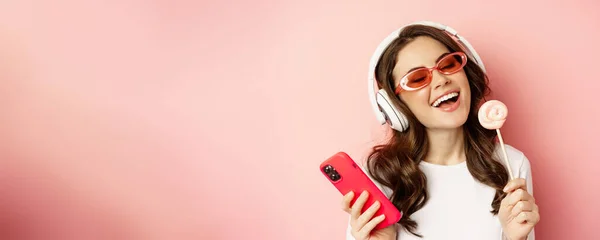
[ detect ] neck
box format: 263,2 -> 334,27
424,127 -> 466,165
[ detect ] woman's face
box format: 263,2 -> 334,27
392,36 -> 471,130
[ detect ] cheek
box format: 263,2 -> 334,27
399,90 -> 431,112
453,72 -> 470,86
452,73 -> 471,96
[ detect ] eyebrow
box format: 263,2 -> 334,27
404,52 -> 451,73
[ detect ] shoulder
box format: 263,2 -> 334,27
494,144 -> 533,180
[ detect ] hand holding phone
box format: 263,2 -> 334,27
320,152 -> 402,236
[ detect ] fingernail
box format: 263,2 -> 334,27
374,201 -> 380,206
379,214 -> 386,219
503,186 -> 509,192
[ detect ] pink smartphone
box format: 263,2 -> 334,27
320,152 -> 402,230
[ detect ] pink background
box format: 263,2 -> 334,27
1,0 -> 599,239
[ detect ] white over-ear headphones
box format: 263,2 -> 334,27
367,20 -> 487,132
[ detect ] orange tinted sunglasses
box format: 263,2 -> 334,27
395,52 -> 468,94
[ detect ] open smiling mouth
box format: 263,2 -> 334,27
432,92 -> 459,108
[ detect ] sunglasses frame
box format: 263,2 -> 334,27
395,52 -> 468,94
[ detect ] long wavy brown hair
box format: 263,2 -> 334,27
366,25 -> 510,237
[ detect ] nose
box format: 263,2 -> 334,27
431,70 -> 451,89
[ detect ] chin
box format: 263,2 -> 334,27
421,118 -> 464,129
436,120 -> 467,130
426,112 -> 469,130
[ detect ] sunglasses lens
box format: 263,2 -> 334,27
399,53 -> 467,92
405,69 -> 431,89
438,53 -> 466,74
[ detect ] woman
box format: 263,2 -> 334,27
342,22 -> 540,240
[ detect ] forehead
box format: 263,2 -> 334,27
392,36 -> 450,78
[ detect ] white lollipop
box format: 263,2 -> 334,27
478,100 -> 513,180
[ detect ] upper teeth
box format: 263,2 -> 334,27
432,92 -> 459,107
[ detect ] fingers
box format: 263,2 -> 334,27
356,200 -> 382,228
344,191 -> 385,240
503,178 -> 527,193
510,200 -> 535,217
500,180 -> 536,219
351,191 -> 370,220
502,189 -> 535,208
358,214 -> 386,236
503,195 -> 539,225
341,191 -> 355,213
351,214 -> 386,240
515,211 -> 540,224
499,178 -> 541,229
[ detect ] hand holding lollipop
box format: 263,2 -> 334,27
478,100 -> 514,180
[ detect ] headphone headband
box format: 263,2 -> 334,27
367,21 -> 486,126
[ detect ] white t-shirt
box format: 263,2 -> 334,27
346,144 -> 535,240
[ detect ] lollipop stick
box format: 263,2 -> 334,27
496,129 -> 514,180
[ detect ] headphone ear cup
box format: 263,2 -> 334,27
375,89 -> 409,132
